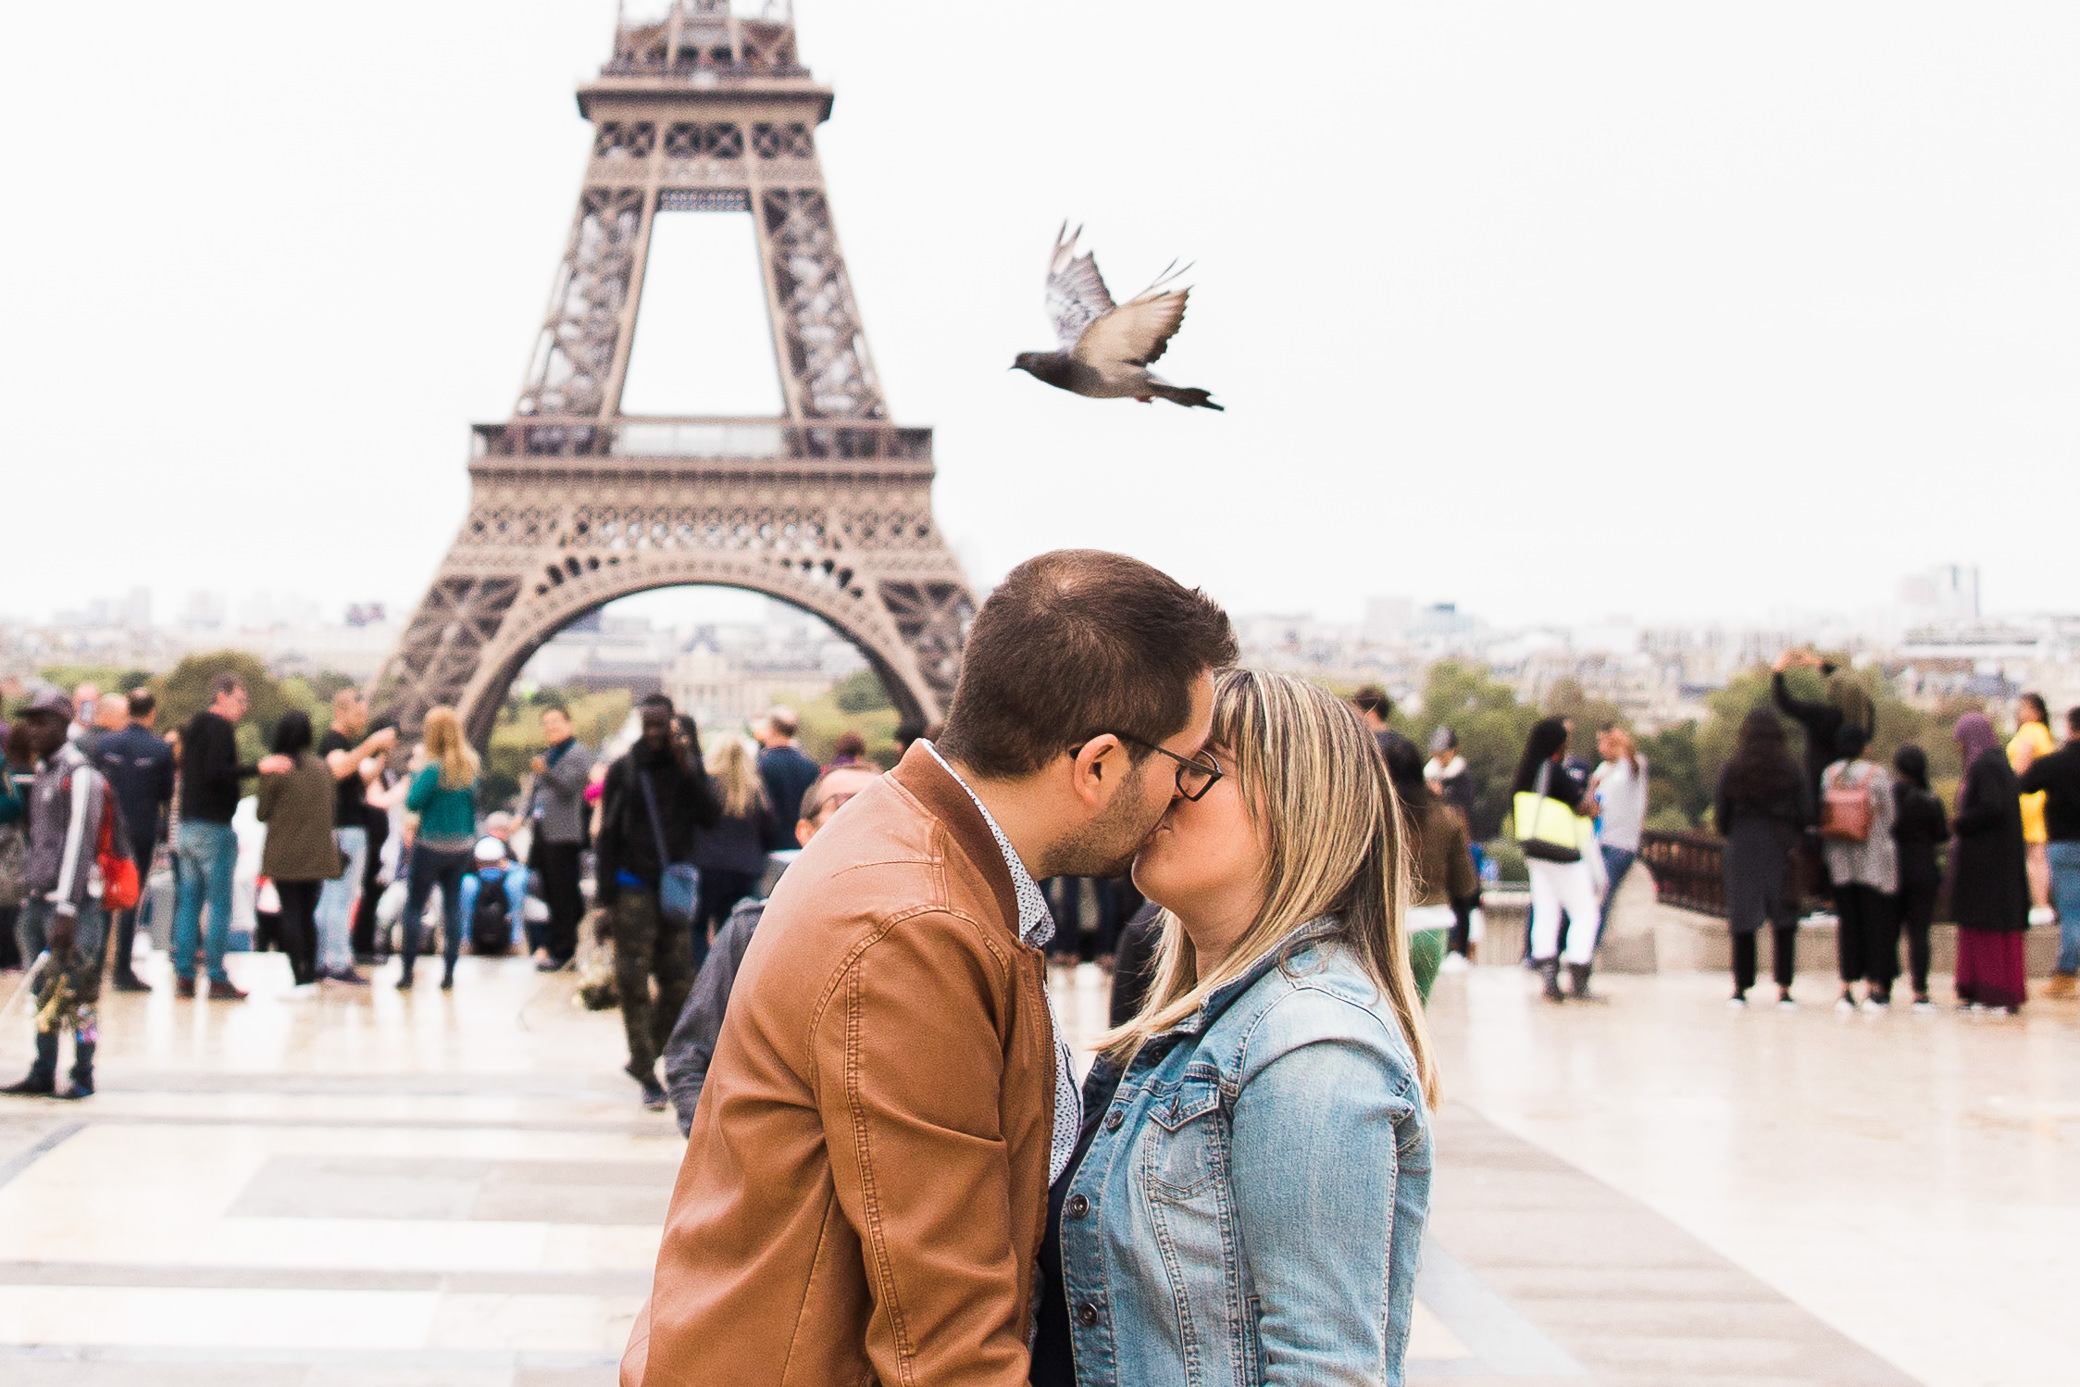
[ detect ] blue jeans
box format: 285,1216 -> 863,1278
457,865 -> 529,949
172,820 -> 239,982
1598,845 -> 1638,942
401,844 -> 472,978
314,826 -> 367,973
2047,840 -> 2080,975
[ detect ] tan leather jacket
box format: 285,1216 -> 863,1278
623,744 -> 1058,1387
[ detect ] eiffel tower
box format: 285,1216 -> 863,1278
373,0 -> 975,742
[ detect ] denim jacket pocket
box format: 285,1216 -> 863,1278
1141,1073 -> 1227,1202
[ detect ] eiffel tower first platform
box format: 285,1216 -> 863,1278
373,1 -> 976,743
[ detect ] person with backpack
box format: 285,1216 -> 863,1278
1818,725 -> 1899,1012
1,690 -> 125,1099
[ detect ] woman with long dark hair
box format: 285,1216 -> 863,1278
1891,745 -> 1948,1013
1513,717 -> 1604,1002
1715,709 -> 1806,1008
1383,732 -> 1477,1002
1951,713 -> 2030,1012
256,710 -> 342,989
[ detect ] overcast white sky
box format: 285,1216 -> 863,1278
3,2 -> 2075,634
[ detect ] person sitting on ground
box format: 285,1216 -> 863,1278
663,762 -> 881,1135
456,810 -> 530,953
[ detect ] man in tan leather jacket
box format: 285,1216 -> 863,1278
623,549 -> 1236,1386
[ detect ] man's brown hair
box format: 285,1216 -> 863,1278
937,550 -> 1236,778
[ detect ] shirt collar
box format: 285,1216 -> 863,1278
922,741 -> 1054,950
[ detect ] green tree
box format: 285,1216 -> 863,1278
152,651 -> 290,769
1404,661 -> 1541,840
832,668 -> 892,714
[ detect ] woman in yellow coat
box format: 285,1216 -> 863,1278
2010,693 -> 2058,924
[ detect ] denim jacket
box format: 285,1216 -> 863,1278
1054,917 -> 1431,1387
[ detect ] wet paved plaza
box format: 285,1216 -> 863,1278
0,950 -> 2072,1385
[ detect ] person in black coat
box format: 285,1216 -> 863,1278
1890,745 -> 1948,1011
1714,709 -> 1807,1008
1950,713 -> 2030,1012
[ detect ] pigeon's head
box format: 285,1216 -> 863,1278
1011,350 -> 1068,386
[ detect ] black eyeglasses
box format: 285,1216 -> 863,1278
1119,735 -> 1225,802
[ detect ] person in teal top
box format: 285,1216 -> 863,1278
398,707 -> 480,991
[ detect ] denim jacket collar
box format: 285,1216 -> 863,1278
1149,912 -> 1343,1045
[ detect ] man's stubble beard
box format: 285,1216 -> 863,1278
1052,760 -> 1166,879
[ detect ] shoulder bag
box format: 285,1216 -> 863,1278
1512,762 -> 1584,863
638,769 -> 702,928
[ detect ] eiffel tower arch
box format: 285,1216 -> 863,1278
373,1 -> 974,744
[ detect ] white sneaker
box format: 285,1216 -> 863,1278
2028,906 -> 2056,926
1859,997 -> 1890,1015
1727,995 -> 1748,1010
1440,952 -> 1469,975
1777,996 -> 1799,1012
1834,996 -> 1857,1015
1912,999 -> 1938,1015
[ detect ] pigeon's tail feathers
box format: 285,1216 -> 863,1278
1149,380 -> 1223,411
1141,258 -> 1193,296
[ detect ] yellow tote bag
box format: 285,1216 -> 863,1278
1511,764 -> 1584,862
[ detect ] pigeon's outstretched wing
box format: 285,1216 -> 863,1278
1045,222 -> 1115,352
1072,261 -> 1192,368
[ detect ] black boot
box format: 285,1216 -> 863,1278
2,1034 -> 59,1096
58,1040 -> 94,1100
1537,958 -> 1565,1003
1568,963 -> 1608,1004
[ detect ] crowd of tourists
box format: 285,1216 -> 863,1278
1708,649 -> 2069,1014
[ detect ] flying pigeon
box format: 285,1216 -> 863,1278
1012,223 -> 1222,410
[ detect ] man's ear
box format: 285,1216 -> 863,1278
796,818 -> 814,848
1069,735 -> 1127,808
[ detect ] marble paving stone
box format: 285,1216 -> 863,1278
6,952 -> 2072,1384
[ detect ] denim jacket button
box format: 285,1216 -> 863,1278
1104,1110 -> 1123,1132
1076,1302 -> 1099,1327
1066,1194 -> 1090,1219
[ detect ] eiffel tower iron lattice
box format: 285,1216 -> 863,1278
372,0 -> 975,743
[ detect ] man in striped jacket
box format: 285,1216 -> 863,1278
3,689 -> 114,1100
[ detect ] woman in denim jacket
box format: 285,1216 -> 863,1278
1032,669 -> 1440,1387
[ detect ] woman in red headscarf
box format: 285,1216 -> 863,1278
1950,712 -> 2031,1012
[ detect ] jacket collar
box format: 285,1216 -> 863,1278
1153,913 -> 1343,1042
889,742 -> 1020,930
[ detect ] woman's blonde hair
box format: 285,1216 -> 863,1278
422,707 -> 479,790
706,735 -> 769,819
1096,668 -> 1439,1107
